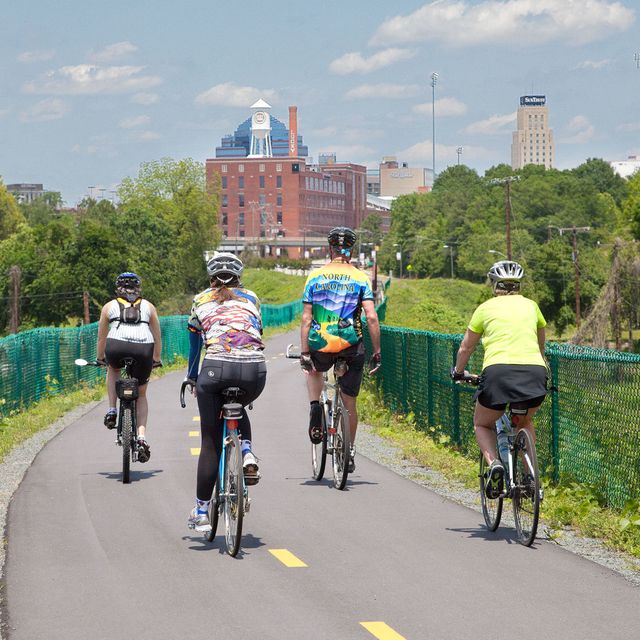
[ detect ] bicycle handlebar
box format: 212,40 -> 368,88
180,379 -> 195,408
456,372 -> 480,386
74,358 -> 105,367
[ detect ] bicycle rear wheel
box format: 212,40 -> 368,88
479,454 -> 503,531
331,401 -> 350,490
311,397 -> 328,481
120,406 -> 132,484
512,429 -> 540,546
206,478 -> 220,543
223,432 -> 244,556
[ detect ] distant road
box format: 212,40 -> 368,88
5,331 -> 640,640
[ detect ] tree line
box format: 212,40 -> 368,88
375,159 -> 640,338
0,158 -> 220,334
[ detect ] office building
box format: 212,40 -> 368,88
7,183 -> 47,204
511,95 -> 555,170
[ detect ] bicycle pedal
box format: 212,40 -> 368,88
244,497 -> 251,514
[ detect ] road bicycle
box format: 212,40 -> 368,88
76,357 -> 160,484
181,381 -> 250,557
286,345 -> 351,490
459,373 -> 542,547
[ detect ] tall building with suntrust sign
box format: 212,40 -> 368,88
206,101 -> 366,258
511,95 -> 555,170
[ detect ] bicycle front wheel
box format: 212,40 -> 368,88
311,398 -> 328,481
206,479 -> 220,543
120,406 -> 132,484
512,429 -> 540,546
479,454 -> 503,531
331,402 -> 350,490
223,432 -> 244,556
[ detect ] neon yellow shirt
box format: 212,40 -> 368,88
468,295 -> 546,369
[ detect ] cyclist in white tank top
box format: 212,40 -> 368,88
97,273 -> 162,461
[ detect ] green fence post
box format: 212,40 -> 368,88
427,334 -> 434,426
550,350 -> 560,483
401,332 -> 408,413
451,340 -> 461,446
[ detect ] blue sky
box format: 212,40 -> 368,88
1,0 -> 638,205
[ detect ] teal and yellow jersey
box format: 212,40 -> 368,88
303,261 -> 374,353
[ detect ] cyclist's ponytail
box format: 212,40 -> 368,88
211,276 -> 242,303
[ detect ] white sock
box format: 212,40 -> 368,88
196,499 -> 210,514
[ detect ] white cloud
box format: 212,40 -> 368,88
463,112 -> 516,135
329,48 -> 416,75
345,83 -> 420,99
370,0 -> 634,47
89,41 -> 138,63
133,130 -> 161,141
310,125 -> 338,138
576,58 -> 613,69
396,138 -> 492,165
17,49 -> 55,63
131,92 -> 159,105
20,98 -> 68,123
413,97 -> 467,117
617,122 -> 640,132
23,65 -> 162,95
119,115 -> 151,128
195,82 -> 277,107
559,115 -> 595,143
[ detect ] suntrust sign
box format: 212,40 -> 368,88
520,95 -> 546,106
389,170 -> 415,179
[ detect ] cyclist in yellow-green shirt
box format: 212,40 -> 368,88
451,260 -> 547,496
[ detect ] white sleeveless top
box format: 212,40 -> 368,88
106,299 -> 154,344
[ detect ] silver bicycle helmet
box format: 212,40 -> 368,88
487,260 -> 524,283
206,252 -> 243,284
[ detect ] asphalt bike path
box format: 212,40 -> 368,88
4,330 -> 640,639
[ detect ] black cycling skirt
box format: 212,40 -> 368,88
474,364 -> 547,410
105,338 -> 154,385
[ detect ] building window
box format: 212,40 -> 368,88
239,164 -> 244,173
239,194 -> 244,207
239,229 -> 245,237
277,194 -> 282,206
259,163 -> 265,172
259,176 -> 265,188
239,212 -> 245,225
222,213 -> 228,225
276,176 -> 282,188
276,163 -> 282,172
221,164 -> 228,173
222,194 -> 228,207
277,211 -> 282,224
221,176 -> 227,189
238,176 -> 244,189
259,194 -> 267,205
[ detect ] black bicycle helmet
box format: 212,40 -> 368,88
115,272 -> 141,301
327,227 -> 357,250
206,252 -> 243,284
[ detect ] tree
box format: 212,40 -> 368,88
572,158 -> 628,208
19,192 -> 63,226
0,180 -> 25,240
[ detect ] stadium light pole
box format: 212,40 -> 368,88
431,72 -> 438,180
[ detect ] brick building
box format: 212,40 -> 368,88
205,102 -> 366,257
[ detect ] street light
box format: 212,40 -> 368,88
431,71 -> 438,179
488,249 -> 508,259
394,243 -> 403,278
443,244 -> 455,278
456,147 -> 463,165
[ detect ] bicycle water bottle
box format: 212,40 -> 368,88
495,414 -> 512,467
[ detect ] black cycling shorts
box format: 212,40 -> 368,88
105,338 -> 154,385
475,363 -> 547,411
310,342 -> 365,397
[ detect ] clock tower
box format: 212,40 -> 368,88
248,98 -> 273,158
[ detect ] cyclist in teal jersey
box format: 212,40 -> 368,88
451,260 -> 547,496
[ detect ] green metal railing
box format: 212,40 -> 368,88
363,325 -> 640,508
0,300 -> 302,417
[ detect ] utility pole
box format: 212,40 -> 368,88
490,176 -> 519,260
557,226 -> 591,328
83,291 -> 90,324
9,265 -> 21,334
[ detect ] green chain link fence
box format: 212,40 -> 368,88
0,300 -> 301,418
363,324 -> 640,509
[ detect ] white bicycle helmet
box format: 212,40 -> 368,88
206,252 -> 243,284
487,260 -> 524,283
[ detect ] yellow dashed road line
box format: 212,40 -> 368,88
190,448 -> 201,456
360,622 -> 407,640
269,549 -> 307,567
189,431 -> 200,437
192,416 -> 200,422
